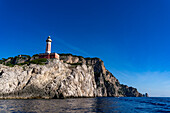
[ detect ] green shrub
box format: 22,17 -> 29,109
2,58 -> 6,61
0,60 -> 3,64
30,58 -> 47,65
17,62 -> 29,66
6,62 -> 14,67
7,57 -> 13,59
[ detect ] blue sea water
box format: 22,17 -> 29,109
0,97 -> 169,113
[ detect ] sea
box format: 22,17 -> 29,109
0,97 -> 169,113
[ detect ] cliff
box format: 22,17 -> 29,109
0,54 -> 144,99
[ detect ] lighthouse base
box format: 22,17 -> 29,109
39,53 -> 59,59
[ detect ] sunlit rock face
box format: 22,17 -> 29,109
0,54 -> 143,99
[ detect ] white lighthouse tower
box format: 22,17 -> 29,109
39,36 -> 59,59
46,36 -> 52,54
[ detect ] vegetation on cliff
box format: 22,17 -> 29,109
0,55 -> 47,67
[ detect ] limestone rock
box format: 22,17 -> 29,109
0,54 -> 144,99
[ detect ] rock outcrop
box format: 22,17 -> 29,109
0,54 -> 144,99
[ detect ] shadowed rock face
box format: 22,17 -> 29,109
0,54 -> 143,99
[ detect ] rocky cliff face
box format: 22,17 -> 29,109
59,54 -> 143,97
0,54 -> 144,99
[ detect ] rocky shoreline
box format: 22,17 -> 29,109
0,54 -> 146,99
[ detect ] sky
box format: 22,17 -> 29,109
0,0 -> 170,97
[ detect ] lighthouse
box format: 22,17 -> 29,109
39,36 -> 59,59
46,36 -> 52,54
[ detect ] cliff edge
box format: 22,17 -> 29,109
0,54 -> 144,99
